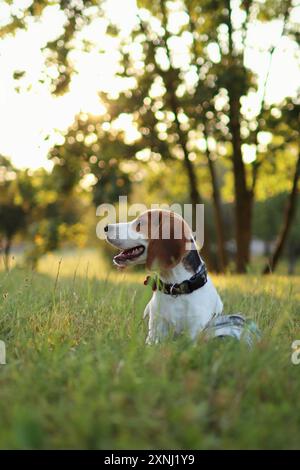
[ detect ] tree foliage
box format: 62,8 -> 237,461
49,113 -> 132,206
0,156 -> 87,269
1,0 -> 300,272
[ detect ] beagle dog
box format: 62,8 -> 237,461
105,209 -> 223,344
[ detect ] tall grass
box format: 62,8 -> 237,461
0,250 -> 299,449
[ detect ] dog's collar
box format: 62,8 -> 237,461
144,263 -> 208,297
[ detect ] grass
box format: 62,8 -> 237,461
0,249 -> 300,449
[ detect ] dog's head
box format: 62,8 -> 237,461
104,209 -> 193,271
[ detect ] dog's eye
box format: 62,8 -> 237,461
136,222 -> 141,232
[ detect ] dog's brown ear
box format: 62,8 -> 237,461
146,211 -> 190,271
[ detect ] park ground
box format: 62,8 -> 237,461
0,250 -> 300,449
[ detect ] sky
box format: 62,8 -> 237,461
0,0 -> 299,170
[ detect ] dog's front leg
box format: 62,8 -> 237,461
146,310 -> 168,345
143,301 -> 151,320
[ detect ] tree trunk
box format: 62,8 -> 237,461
263,151 -> 300,274
226,0 -> 253,273
228,93 -> 253,273
186,12 -> 226,272
175,122 -> 216,270
204,126 -> 228,272
155,1 -> 217,271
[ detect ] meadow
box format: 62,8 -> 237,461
0,250 -> 300,449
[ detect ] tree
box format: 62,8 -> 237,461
98,0 -> 296,271
23,168 -> 88,268
2,0 -> 299,272
0,157 -> 27,270
262,98 -> 300,273
0,156 -> 87,270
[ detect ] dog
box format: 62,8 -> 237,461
104,209 -> 223,344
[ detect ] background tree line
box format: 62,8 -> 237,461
0,0 -> 299,273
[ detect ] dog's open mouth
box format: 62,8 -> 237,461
113,245 -> 145,266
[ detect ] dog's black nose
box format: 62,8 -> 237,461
104,225 -> 109,233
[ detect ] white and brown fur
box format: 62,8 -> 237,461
105,209 -> 223,344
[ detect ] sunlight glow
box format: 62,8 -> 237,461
0,0 -> 299,170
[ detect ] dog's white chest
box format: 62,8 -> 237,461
145,276 -> 223,343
